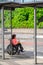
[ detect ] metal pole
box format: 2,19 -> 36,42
34,6 -> 37,64
1,7 -> 5,59
10,9 -> 12,40
10,8 -> 12,56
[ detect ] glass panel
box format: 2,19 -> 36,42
2,7 -> 34,64
4,10 -> 12,59
36,8 -> 43,63
11,7 -> 34,64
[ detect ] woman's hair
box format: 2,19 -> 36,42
12,34 -> 16,39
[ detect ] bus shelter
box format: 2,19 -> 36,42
0,0 -> 43,64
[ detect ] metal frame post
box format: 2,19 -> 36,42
10,9 -> 12,39
34,6 -> 37,64
10,8 -> 12,56
1,7 -> 5,59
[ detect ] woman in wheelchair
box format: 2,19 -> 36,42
11,34 -> 24,54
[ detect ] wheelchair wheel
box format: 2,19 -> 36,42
6,44 -> 17,55
12,47 -> 17,55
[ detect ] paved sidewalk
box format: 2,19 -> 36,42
0,58 -> 43,65
0,60 -> 19,65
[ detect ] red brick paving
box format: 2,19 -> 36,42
22,42 -> 43,45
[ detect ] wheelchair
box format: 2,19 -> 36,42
6,43 -> 24,55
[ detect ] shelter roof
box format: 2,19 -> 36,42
0,1 -> 43,9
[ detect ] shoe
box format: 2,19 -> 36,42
21,50 -> 24,52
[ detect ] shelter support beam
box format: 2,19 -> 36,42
10,8 -> 12,56
1,7 -> 5,59
34,6 -> 37,64
10,9 -> 12,39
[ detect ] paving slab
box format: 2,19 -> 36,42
0,60 -> 19,65
0,58 -> 43,65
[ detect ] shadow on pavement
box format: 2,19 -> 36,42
11,51 -> 34,59
0,51 -> 34,60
